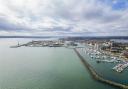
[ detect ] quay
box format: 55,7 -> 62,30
112,63 -> 128,73
74,48 -> 128,89
10,40 -> 79,48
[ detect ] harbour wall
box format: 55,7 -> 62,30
74,48 -> 128,89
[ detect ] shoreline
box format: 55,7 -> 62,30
74,48 -> 128,89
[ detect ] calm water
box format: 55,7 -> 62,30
0,38 -> 116,89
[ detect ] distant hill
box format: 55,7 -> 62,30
60,36 -> 128,41
0,36 -> 52,38
0,36 -> 127,40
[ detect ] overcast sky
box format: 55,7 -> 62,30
0,0 -> 128,36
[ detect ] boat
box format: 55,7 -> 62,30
96,60 -> 101,63
95,56 -> 100,59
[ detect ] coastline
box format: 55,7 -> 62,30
74,48 -> 128,89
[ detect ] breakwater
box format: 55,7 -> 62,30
74,48 -> 128,89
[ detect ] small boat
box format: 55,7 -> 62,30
95,56 -> 100,59
96,60 -> 101,63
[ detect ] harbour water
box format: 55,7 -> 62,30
0,38 -> 117,89
78,47 -> 128,85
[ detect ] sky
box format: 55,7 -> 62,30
0,0 -> 128,36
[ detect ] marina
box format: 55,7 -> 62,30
76,46 -> 128,86
74,48 -> 128,89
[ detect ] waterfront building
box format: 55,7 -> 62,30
123,51 -> 128,58
110,47 -> 123,53
66,41 -> 78,46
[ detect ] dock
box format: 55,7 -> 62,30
74,48 -> 128,89
112,63 -> 128,73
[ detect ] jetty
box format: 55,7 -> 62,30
10,42 -> 22,48
112,63 -> 128,73
74,48 -> 128,89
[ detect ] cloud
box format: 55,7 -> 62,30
0,0 -> 127,36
